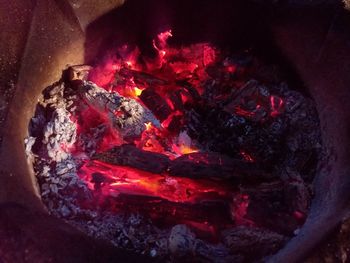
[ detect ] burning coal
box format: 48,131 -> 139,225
26,30 -> 321,262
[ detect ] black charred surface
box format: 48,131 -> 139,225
169,152 -> 269,180
93,144 -> 170,174
140,88 -> 172,122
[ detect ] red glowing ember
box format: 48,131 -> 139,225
270,95 -> 284,117
79,160 -> 230,203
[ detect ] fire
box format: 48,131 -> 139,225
135,122 -> 166,154
79,160 -> 230,203
126,61 -> 133,67
85,27 -> 210,160
173,144 -> 199,155
111,64 -> 119,70
270,95 -> 284,117
25,18 -> 319,251
231,194 -> 255,226
179,145 -> 198,155
169,62 -> 199,75
77,29 -> 293,233
144,122 -> 152,131
203,44 -> 217,66
157,30 -> 173,46
132,87 -> 143,97
240,150 -> 255,163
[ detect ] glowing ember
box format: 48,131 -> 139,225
132,87 -> 143,97
76,30 -> 312,220
144,122 -> 153,131
126,61 -> 133,67
240,150 -> 255,163
79,160 -> 230,203
173,144 -> 199,155
270,95 -> 284,117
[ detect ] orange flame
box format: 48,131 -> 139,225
179,145 -> 199,155
172,144 -> 199,156
79,160 -> 229,203
144,122 -> 152,131
132,87 -> 143,97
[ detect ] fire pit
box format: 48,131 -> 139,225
26,25 -> 321,261
1,0 -> 350,262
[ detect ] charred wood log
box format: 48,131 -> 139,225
240,182 -> 302,235
222,226 -> 287,260
78,81 -> 160,140
93,146 -> 269,181
166,114 -> 183,133
169,90 -> 184,111
92,144 -> 170,174
176,80 -> 201,101
139,88 -> 172,121
67,65 -> 92,81
169,152 -> 269,180
118,68 -> 168,86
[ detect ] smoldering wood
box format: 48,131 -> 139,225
176,80 -> 201,101
67,65 -> 93,81
92,144 -> 170,174
169,152 -> 269,180
118,68 -> 168,86
168,90 -> 184,111
240,182 -> 305,235
78,81 -> 160,139
221,226 -> 287,259
93,146 -> 268,181
139,88 -> 172,121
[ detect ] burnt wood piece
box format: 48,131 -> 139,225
169,152 -> 269,180
169,90 -> 184,111
93,146 -> 268,181
67,65 -> 92,81
78,81 -> 160,140
237,179 -> 311,236
222,226 -> 287,260
139,88 -> 172,121
92,144 -> 170,174
240,182 -> 302,235
176,80 -> 201,101
118,67 -> 168,86
166,114 -> 183,133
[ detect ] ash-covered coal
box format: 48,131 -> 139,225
79,81 -> 160,140
25,30 -> 322,262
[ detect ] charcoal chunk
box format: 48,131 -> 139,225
222,226 -> 287,259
